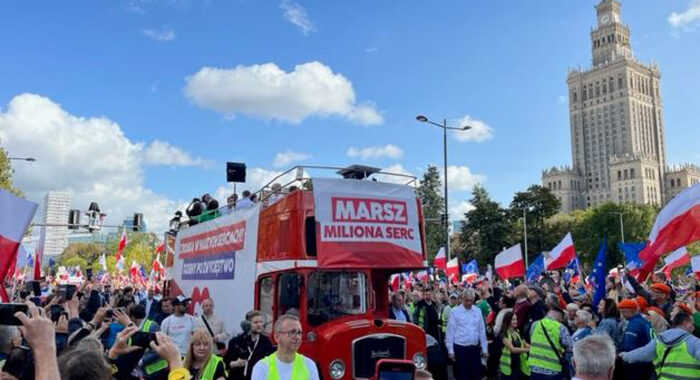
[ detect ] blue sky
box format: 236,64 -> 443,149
1,0 -> 699,232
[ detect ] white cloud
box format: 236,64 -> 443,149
346,144 -> 403,160
450,201 -> 474,220
273,150 -> 312,168
142,140 -> 208,167
443,165 -> 485,192
280,0 -> 315,35
141,27 -> 176,41
452,115 -> 494,143
0,94 -> 193,233
669,0 -> 700,29
365,47 -> 378,54
183,61 -> 383,126
373,164 -> 415,185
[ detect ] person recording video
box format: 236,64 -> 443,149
223,310 -> 274,380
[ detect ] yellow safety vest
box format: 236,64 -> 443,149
199,355 -> 226,380
529,318 -> 564,373
262,352 -> 310,380
653,340 -> 700,380
441,305 -> 452,332
499,329 -> 530,376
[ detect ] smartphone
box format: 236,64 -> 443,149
0,304 -> 28,326
131,331 -> 157,349
26,281 -> 41,297
376,359 -> 415,380
86,268 -> 93,281
50,305 -> 63,322
105,309 -> 114,319
18,291 -> 29,300
58,284 -> 77,300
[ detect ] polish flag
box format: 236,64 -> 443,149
640,184 -> 700,265
155,242 -> 165,254
660,246 -> 690,278
151,252 -> 165,278
0,190 -> 38,301
495,244 -> 525,279
446,257 -> 460,284
433,247 -> 446,271
545,233 -> 577,270
462,273 -> 477,283
33,226 -> 46,280
116,229 -> 128,259
692,255 -> 700,280
391,274 -> 400,292
415,270 -> 429,282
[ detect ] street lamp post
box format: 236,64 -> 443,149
416,115 -> 471,263
523,208 -> 529,269
612,212 -> 625,243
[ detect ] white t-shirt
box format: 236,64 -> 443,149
251,354 -> 319,380
160,313 -> 197,355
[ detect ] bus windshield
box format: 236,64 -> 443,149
307,271 -> 368,326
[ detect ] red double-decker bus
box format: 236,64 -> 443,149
167,165 -> 428,379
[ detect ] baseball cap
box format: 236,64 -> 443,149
172,295 -> 192,305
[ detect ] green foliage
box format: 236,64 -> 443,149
510,185 -> 561,263
0,145 -> 24,197
460,184 -> 515,266
568,202 -> 657,269
59,232 -> 160,272
417,166 -> 447,263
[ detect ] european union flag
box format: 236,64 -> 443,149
463,260 -> 478,275
591,237 -> 607,308
563,256 -> 580,284
619,242 -> 645,272
526,254 -> 545,282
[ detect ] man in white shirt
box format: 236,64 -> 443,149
251,314 -> 319,380
571,334 -> 616,380
445,288 -> 488,380
160,295 -> 198,356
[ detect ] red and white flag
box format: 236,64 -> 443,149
115,229 -> 127,272
692,255 -> 700,281
0,189 -> 38,301
33,226 -> 46,280
446,257 -> 459,284
151,252 -> 165,278
639,184 -> 700,276
545,232 -> 577,270
155,242 -> 165,254
495,244 -> 525,279
660,246 -> 689,278
415,270 -> 428,282
433,247 -> 446,271
390,274 -> 400,292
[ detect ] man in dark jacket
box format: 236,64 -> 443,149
628,277 -> 674,322
413,287 -> 440,340
618,298 -> 653,378
224,310 -> 275,380
525,284 -> 547,331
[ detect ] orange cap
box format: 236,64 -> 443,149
650,283 -> 671,295
645,306 -> 665,318
636,296 -> 648,312
619,299 -> 639,310
677,303 -> 692,315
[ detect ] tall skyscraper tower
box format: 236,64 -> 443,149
42,191 -> 71,256
542,0 -> 672,212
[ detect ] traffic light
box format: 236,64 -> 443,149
68,209 -> 81,229
132,213 -> 143,232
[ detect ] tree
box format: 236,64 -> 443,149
510,185 -> 561,263
0,145 -> 23,196
59,243 -> 102,271
417,166 -> 447,264
571,202 -> 656,269
460,185 -> 515,266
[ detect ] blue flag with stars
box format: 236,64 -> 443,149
462,260 -> 478,275
563,256 -> 580,284
591,237 -> 607,309
526,254 -> 545,282
619,242 -> 645,272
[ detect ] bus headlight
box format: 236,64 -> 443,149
412,352 -> 427,369
329,359 -> 345,379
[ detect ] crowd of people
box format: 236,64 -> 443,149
389,270 -> 700,380
0,277 -> 320,380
